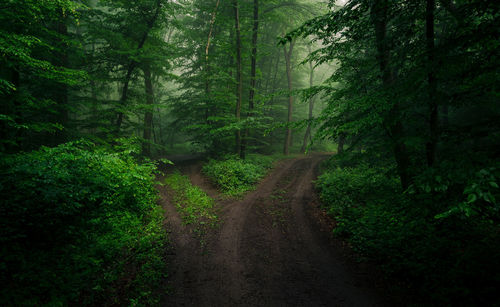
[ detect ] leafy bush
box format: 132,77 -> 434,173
0,141 -> 167,306
316,160 -> 500,305
202,154 -> 275,196
316,164 -> 400,235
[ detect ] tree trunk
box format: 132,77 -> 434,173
267,50 -> 281,148
54,10 -> 69,144
142,65 -> 154,157
301,46 -> 315,154
371,0 -> 411,189
156,106 -> 164,147
241,0 -> 259,159
426,0 -> 439,167
204,0 -> 220,123
283,39 -> 295,156
337,132 -> 346,154
233,0 -> 243,157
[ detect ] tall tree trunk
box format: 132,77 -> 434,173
90,45 -> 98,134
204,0 -> 220,123
142,65 -> 154,157
283,39 -> 295,156
241,0 -> 259,159
268,50 -> 281,108
426,0 -> 438,167
371,0 -> 411,189
233,0 -> 243,157
54,10 -> 69,145
115,0 -> 162,134
337,132 -> 346,154
268,50 -> 281,148
301,46 -> 315,154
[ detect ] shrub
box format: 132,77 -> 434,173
202,154 -> 275,196
0,141 -> 167,306
316,160 -> 500,305
316,164 -> 400,235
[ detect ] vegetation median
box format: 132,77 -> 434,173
202,154 -> 278,196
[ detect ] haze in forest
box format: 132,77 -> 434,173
1,0 -> 499,306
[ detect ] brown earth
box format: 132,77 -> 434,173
159,154 -> 387,307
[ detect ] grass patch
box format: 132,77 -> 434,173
202,154 -> 280,196
164,173 -> 218,231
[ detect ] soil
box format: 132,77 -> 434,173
158,154 -> 388,307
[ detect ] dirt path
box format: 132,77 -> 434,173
160,155 -> 383,306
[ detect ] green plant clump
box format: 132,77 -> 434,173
202,154 -> 275,196
164,173 -> 218,228
0,141 -> 167,306
316,159 -> 500,305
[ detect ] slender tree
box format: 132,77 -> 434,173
426,0 -> 438,167
283,38 -> 295,155
233,0 -> 243,157
370,0 -> 411,189
301,45 -> 316,153
142,65 -> 154,157
241,0 -> 259,158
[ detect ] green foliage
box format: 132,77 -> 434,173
164,173 -> 218,228
432,167 -> 500,220
202,154 -> 276,196
316,163 -> 400,235
0,141 -> 167,306
0,0 -> 86,151
317,158 -> 500,305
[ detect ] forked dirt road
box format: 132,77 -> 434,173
160,154 -> 383,306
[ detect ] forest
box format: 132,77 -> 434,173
0,0 -> 499,306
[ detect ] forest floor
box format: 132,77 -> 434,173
158,154 -> 389,306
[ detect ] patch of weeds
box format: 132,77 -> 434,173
164,173 -> 219,241
268,189 -> 291,229
270,189 -> 287,202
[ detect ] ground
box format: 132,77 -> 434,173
158,154 -> 388,307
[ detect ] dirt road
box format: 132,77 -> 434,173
160,155 -> 382,306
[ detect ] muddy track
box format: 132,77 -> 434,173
160,155 -> 382,306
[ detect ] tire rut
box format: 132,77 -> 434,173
161,155 -> 382,306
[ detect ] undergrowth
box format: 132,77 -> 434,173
164,173 -> 218,233
0,141 -> 167,306
316,153 -> 500,305
202,154 -> 279,196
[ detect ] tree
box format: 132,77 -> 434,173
240,0 -> 259,159
301,44 -> 317,153
282,37 -> 295,155
0,0 -> 84,152
142,65 -> 154,157
233,0 -> 243,157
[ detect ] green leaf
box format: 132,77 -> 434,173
467,193 -> 477,203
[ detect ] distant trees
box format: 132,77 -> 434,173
82,0 -> 175,152
170,0 -> 321,157
0,0 -> 327,157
